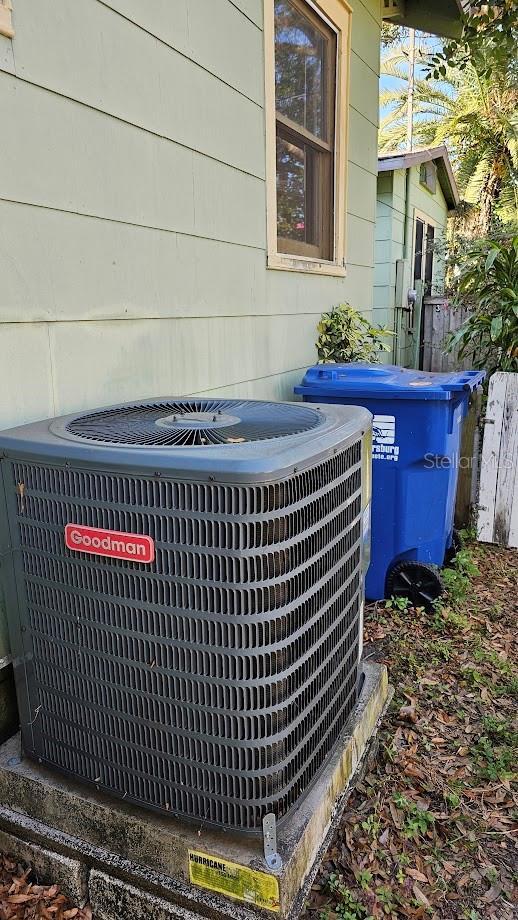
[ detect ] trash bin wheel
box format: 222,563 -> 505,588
386,561 -> 444,610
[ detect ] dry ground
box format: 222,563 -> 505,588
302,542 -> 517,920
0,857 -> 91,920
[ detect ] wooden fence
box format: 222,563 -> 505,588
455,389 -> 483,530
478,372 -> 518,549
421,296 -> 474,373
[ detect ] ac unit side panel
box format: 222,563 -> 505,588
0,462 -> 37,748
0,429 -> 366,831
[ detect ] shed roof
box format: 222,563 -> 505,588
378,145 -> 460,210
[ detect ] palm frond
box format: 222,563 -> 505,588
379,41 -> 518,222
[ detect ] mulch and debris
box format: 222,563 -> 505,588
0,855 -> 91,920
302,541 -> 518,920
0,544 -> 516,920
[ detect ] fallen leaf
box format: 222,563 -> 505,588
7,893 -> 38,903
407,869 -> 428,883
389,801 -> 403,829
399,704 -> 417,723
412,884 -> 431,908
483,881 -> 503,902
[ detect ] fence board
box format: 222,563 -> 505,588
455,389 -> 483,529
477,373 -> 518,548
421,297 -> 473,372
421,295 -> 434,372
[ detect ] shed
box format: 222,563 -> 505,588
374,145 -> 460,367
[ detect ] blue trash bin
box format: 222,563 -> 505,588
295,363 -> 485,605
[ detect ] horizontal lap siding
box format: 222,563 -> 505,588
0,0 -> 381,430
0,315 -> 319,427
0,74 -> 265,246
0,201 -> 371,322
374,173 -> 397,341
374,164 -> 451,365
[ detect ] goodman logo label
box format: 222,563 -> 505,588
65,524 -> 155,563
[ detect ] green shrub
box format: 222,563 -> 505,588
316,303 -> 393,364
446,235 -> 518,375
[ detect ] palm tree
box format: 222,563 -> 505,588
379,41 -> 518,233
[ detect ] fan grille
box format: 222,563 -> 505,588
65,399 -> 323,446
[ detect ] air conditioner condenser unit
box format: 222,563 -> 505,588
0,398 -> 371,832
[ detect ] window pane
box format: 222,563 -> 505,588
425,225 -> 435,290
274,0 -> 329,140
414,219 -> 424,282
276,133 -> 317,244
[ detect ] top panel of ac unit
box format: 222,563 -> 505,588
0,398 -> 371,481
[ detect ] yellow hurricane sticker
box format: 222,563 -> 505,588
188,849 -> 280,913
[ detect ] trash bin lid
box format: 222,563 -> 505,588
295,364 -> 486,401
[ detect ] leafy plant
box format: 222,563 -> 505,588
402,804 -> 435,840
376,886 -> 395,913
380,28 -> 518,232
392,793 -> 436,840
385,595 -> 411,611
355,869 -> 373,891
361,813 -> 381,839
316,303 -> 393,364
432,604 -> 470,633
427,638 -> 453,662
427,1 -> 518,81
327,875 -> 371,920
441,548 -> 480,605
444,789 -> 461,809
446,236 -> 518,374
473,733 -> 517,781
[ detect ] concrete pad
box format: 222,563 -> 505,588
89,870 -> 201,920
0,828 -> 86,902
0,661 -> 389,918
0,804 -> 261,920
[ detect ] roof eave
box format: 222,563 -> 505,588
378,145 -> 460,210
382,0 -> 464,40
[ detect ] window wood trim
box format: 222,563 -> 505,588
264,0 -> 351,277
276,113 -> 333,154
0,0 -> 14,39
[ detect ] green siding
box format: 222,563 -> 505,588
0,0 -> 382,670
0,0 -> 381,425
374,163 -> 450,365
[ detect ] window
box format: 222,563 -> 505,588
424,224 -> 435,291
413,217 -> 425,284
419,160 -> 437,195
275,1 -> 336,260
412,213 -> 437,369
413,214 -> 436,296
265,0 -> 351,275
0,0 -> 14,39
